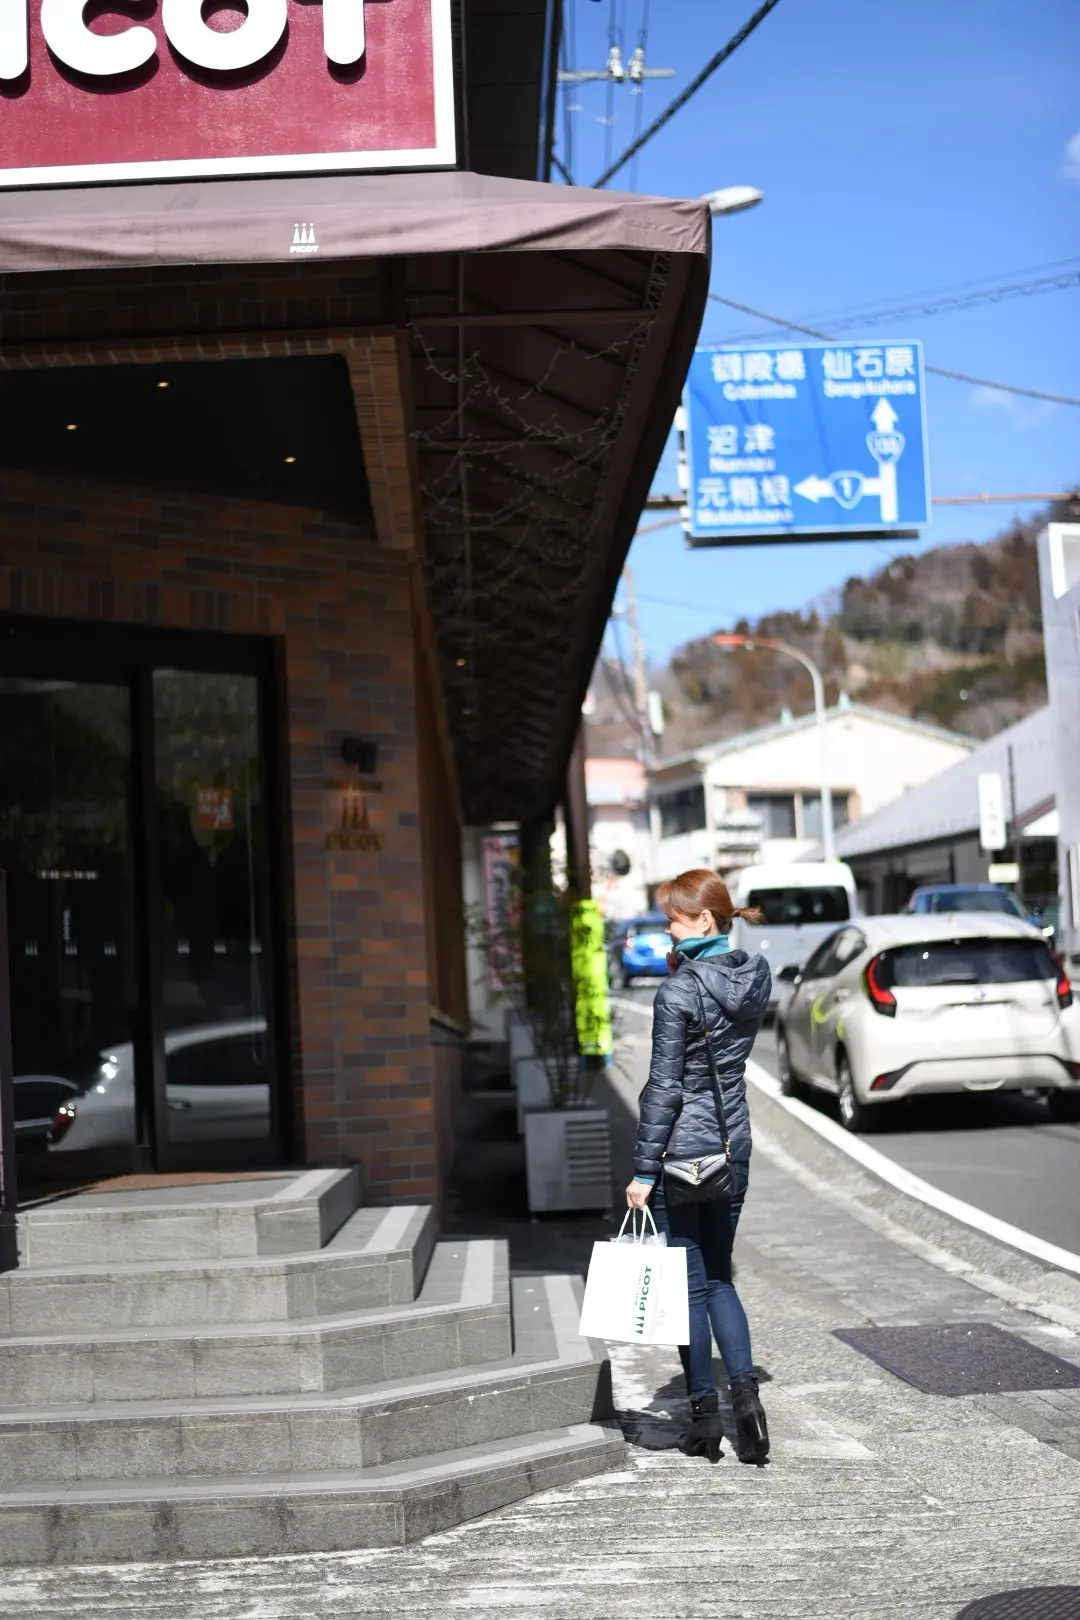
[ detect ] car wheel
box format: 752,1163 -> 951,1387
836,1052 -> 876,1133
776,1030 -> 802,1098
1048,1091 -> 1080,1124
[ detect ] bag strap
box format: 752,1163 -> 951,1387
687,968 -> 731,1151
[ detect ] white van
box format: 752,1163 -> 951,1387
730,861 -> 861,1011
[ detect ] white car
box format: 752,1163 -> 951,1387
50,1018 -> 271,1150
730,861 -> 862,1013
774,913 -> 1080,1131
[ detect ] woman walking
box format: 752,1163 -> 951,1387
626,868 -> 771,1465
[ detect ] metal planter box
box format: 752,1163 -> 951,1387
524,1105 -> 612,1214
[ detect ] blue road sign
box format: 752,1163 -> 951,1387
683,340 -> 930,541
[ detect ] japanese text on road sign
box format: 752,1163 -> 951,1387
683,341 -> 930,541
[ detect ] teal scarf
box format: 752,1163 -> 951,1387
675,934 -> 731,960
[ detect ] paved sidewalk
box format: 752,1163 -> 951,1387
2,1027 -> 1079,1618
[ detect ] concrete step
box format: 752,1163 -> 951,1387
0,1421 -> 626,1564
0,1240 -> 510,1407
14,1168 -> 364,1266
0,1205 -> 436,1334
0,1276 -> 612,1482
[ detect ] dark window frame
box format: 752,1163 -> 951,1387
657,783 -> 707,839
0,613 -> 291,1177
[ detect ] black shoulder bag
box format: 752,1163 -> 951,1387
662,972 -> 736,1206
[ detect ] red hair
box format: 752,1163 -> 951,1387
655,868 -> 763,934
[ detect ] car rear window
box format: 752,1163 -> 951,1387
925,889 -> 1024,917
879,937 -> 1057,988
625,918 -> 667,937
745,886 -> 851,926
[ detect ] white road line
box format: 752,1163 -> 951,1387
744,1056 -> 1080,1278
611,991 -> 1080,1280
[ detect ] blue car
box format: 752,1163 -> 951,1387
903,883 -> 1053,939
612,913 -> 671,986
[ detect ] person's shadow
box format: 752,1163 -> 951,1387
618,1364 -> 772,1453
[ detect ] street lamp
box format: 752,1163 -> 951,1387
714,632 -> 836,860
702,186 -> 764,217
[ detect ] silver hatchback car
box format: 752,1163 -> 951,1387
774,913 -> 1080,1131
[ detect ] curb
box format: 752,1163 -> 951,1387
744,1058 -> 1080,1331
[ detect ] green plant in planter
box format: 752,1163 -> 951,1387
521,886 -> 592,1109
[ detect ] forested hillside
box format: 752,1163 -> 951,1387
587,498 -> 1077,761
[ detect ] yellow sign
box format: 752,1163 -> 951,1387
571,899 -> 614,1058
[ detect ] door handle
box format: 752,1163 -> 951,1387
167,1098 -> 192,1112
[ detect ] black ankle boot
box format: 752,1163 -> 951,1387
678,1393 -> 724,1464
729,1375 -> 770,1464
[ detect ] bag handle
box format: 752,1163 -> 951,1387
688,968 -> 731,1152
615,1206 -> 660,1243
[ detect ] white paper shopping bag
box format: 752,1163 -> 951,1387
578,1209 -> 688,1347
648,1243 -> 689,1345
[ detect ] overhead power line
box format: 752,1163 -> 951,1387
705,292 -> 1080,407
592,0 -> 786,188
717,268 -> 1080,345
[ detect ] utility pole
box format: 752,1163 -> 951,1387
620,566 -> 660,900
1007,743 -> 1025,903
621,566 -> 653,767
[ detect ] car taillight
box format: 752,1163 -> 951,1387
49,1103 -> 76,1144
863,954 -> 897,1018
1051,950 -> 1073,1010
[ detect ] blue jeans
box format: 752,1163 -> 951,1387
650,1161 -> 753,1400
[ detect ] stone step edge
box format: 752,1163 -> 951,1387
0,1348 -> 607,1431
0,1239 -> 505,1349
0,1274 -> 596,1425
1,1205 -> 434,1282
0,1422 -> 626,1509
16,1167 -> 358,1226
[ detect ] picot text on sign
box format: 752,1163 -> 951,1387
0,0 -> 455,187
683,340 -> 931,542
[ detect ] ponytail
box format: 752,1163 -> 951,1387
656,869 -> 763,934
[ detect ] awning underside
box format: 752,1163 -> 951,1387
0,171 -> 709,825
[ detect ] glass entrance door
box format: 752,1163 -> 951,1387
0,626 -> 283,1182
0,678 -> 141,1165
154,670 -> 274,1150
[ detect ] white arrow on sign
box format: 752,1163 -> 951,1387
794,398 -> 906,522
792,475 -> 833,502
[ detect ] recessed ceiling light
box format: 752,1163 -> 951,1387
455,656 -> 467,667
156,381 -> 169,389
65,422 -> 77,431
283,455 -> 297,464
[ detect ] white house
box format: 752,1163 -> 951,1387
648,699 -> 973,881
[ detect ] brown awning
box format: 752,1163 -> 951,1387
0,169 -> 708,272
0,172 -> 710,825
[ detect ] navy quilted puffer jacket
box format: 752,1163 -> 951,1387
632,952 -> 771,1180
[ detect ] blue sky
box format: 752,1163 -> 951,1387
555,0 -> 1080,660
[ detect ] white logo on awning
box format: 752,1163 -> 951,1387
290,223 -> 319,256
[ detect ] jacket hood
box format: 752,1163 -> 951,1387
685,951 -> 771,1022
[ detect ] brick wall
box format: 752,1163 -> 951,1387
0,459 -> 450,1205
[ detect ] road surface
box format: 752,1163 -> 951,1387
615,980 -> 1080,1256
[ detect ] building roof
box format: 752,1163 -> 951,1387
825,706 -> 1054,861
651,701 -> 973,778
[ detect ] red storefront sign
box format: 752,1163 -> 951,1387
0,0 -> 455,188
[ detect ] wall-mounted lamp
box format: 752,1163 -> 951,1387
340,737 -> 379,775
